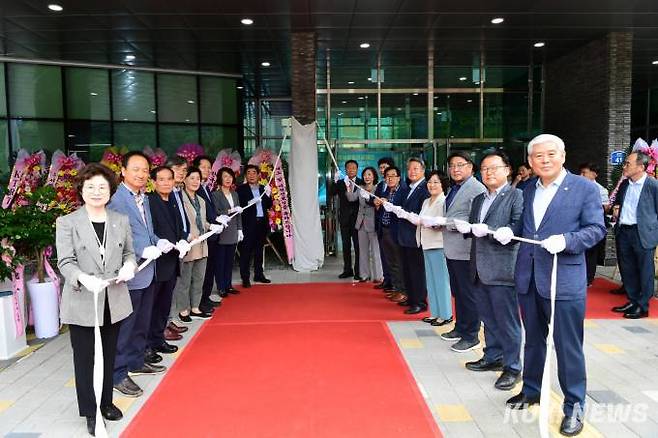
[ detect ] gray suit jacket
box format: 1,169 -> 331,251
443,176 -> 486,260
212,189 -> 243,245
345,186 -> 376,232
468,184 -> 524,286
56,208 -> 136,326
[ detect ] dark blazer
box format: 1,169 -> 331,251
147,192 -> 183,282
172,189 -> 191,239
613,175 -> 658,249
515,172 -> 606,300
329,177 -> 364,227
373,180 -> 387,232
397,180 -> 430,248
211,189 -> 243,245
468,184 -> 523,286
237,183 -> 273,232
197,184 -> 217,224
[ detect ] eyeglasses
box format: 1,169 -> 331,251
480,165 -> 508,174
82,184 -> 110,193
448,162 -> 470,170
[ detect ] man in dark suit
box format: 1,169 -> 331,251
237,164 -> 273,287
379,166 -> 408,302
395,157 -> 430,314
373,157 -> 395,290
329,160 -> 363,279
612,151 -> 658,319
503,134 -> 606,437
193,155 -> 221,313
461,151 -> 523,390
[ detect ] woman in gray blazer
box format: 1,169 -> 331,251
346,166 -> 383,282
56,163 -> 136,434
211,167 -> 243,296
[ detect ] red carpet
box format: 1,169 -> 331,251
123,283 -> 441,438
586,277 -> 657,319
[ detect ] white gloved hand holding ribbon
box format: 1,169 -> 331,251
383,201 -> 395,212
454,219 -> 472,234
78,273 -> 110,294
115,261 -> 136,283
238,230 -> 244,242
407,212 -> 421,226
175,240 -> 192,259
229,206 -> 244,215
156,239 -> 175,254
360,190 -> 371,200
493,227 -> 514,245
141,245 -> 162,260
209,223 -> 225,234
264,185 -> 272,197
334,172 -> 342,183
541,234 -> 566,254
216,215 -> 230,226
471,223 -> 490,238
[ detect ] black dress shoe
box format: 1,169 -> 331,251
144,350 -> 163,364
190,310 -> 212,319
154,343 -> 178,354
610,286 -> 626,295
113,376 -> 143,397
219,290 -> 229,298
465,358 -> 503,372
431,317 -> 453,326
241,280 -> 252,288
129,362 -> 166,376
374,282 -> 390,290
623,307 -> 648,319
254,276 -> 271,283
101,403 -> 123,421
559,415 -> 584,436
86,416 -> 96,436
495,370 -> 521,391
611,302 -> 634,313
228,287 -> 241,294
421,317 -> 437,323
404,305 -> 427,315
353,275 -> 363,281
397,300 -> 410,306
338,272 -> 354,279
506,392 -> 540,410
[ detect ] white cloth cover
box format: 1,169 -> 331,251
290,118 -> 324,271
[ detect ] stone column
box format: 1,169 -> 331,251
290,32 -> 316,125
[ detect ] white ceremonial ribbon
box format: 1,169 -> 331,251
92,288 -> 108,438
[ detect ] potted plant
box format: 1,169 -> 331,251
0,235 -> 27,359
3,186 -> 67,338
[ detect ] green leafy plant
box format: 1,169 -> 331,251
0,186 -> 67,283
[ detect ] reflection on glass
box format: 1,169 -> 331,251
0,64 -> 6,117
66,68 -> 110,120
159,124 -> 199,153
200,77 -> 237,124
158,74 -> 198,123
112,70 -> 156,122
10,120 -> 64,151
261,101 -> 292,137
380,93 -> 428,139
483,93 -> 528,138
0,121 -> 8,179
201,126 -> 238,156
434,94 -> 479,138
9,64 -> 63,118
114,122 -> 156,151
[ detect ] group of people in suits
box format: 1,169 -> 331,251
56,152 -> 274,435
334,133 -> 632,436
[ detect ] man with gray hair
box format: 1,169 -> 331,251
500,134 -> 605,436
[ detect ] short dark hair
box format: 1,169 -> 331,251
519,162 -> 530,170
578,162 -> 600,174
192,155 -> 212,167
122,151 -> 150,168
407,157 -> 426,169
447,151 -> 474,167
151,166 -> 174,180
480,150 -> 511,169
185,166 -> 202,180
427,169 -> 450,193
634,151 -> 650,169
362,166 -> 379,184
218,167 -> 236,185
377,157 -> 395,167
244,164 -> 259,174
75,163 -> 118,201
384,166 -> 401,178
345,159 -> 358,168
166,155 -> 187,168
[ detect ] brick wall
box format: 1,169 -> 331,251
544,31 -> 633,187
291,32 -> 316,125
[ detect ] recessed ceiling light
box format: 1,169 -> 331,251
67,134 -> 75,138
359,107 -> 364,111
491,17 -> 504,24
474,81 -> 480,85
123,118 -> 128,121
358,96 -> 364,100
341,101 -> 347,104
367,77 -> 372,81
187,100 -> 195,104
459,77 -> 467,81
48,4 -> 63,12
150,110 -> 156,114
360,42 -> 370,49
434,96 -> 438,99
412,92 -> 419,96
467,99 -> 473,103
261,61 -> 270,67
652,60 -> 658,65
125,55 -> 136,61
90,92 -> 98,96
237,86 -> 244,89
534,42 -> 545,48
241,18 -> 254,25
185,119 -> 190,122
396,107 -> 402,111
437,112 -> 442,115
347,81 -> 355,85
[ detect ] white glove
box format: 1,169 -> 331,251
216,215 -> 230,226
78,273 -> 110,294
141,245 -> 162,260
175,239 -> 192,258
407,212 -> 421,226
454,219 -> 472,234
156,239 -> 175,254
209,223 -> 225,234
343,176 -> 352,188
264,185 -> 272,197
541,234 -> 566,254
360,190 -> 371,200
334,172 -> 341,183
383,201 -> 395,212
238,230 -> 244,242
230,206 -> 244,215
471,223 -> 490,238
115,261 -> 136,283
493,227 -> 514,245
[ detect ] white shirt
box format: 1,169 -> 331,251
479,184 -> 507,222
250,184 -> 264,217
595,181 -> 609,206
533,168 -> 567,230
619,174 -> 647,225
407,177 -> 426,199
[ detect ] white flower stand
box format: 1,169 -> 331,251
26,279 -> 60,339
0,281 -> 27,360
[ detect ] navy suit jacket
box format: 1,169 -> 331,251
397,180 -> 430,248
237,183 -> 273,234
514,173 -> 606,300
147,193 -> 183,282
613,176 -> 658,249
373,180 -> 387,232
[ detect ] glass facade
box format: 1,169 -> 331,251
0,61 -> 239,182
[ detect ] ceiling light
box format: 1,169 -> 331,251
474,81 -> 480,85
358,96 -> 364,100
347,81 -> 355,85
237,86 -> 243,89
185,119 -> 190,122
261,61 -> 270,67
67,134 -> 75,138
396,107 -> 402,111
412,92 -> 419,96
360,42 -> 370,49
150,110 -> 156,114
90,92 -> 98,96
491,17 -> 504,24
534,42 -> 545,48
652,60 -> 658,65
187,100 -> 195,104
437,112 -> 442,115
459,77 -> 467,81
359,107 -> 364,111
241,18 -> 254,25
367,77 -> 372,81
467,99 -> 473,103
123,118 -> 128,121
48,4 -> 63,11
341,101 -> 347,104
125,55 -> 136,61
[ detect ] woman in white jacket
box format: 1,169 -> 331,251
417,170 -> 453,326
